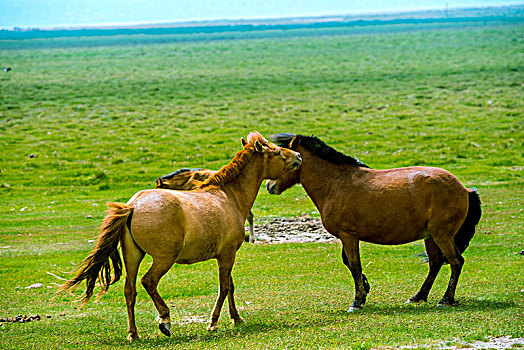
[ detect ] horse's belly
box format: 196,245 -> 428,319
175,251 -> 215,264
359,228 -> 426,245
175,236 -> 220,264
175,224 -> 244,264
337,216 -> 427,245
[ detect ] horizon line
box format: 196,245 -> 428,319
2,3 -> 523,31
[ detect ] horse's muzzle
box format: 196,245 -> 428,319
266,181 -> 278,195
290,153 -> 302,169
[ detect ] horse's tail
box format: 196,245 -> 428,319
453,188 -> 482,253
59,202 -> 133,304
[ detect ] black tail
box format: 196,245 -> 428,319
454,189 -> 482,253
59,202 -> 132,304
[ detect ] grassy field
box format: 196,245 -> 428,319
0,7 -> 523,349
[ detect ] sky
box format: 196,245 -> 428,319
1,0 -> 522,29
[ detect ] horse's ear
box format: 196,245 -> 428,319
241,138 -> 248,147
290,136 -> 300,149
254,140 -> 264,152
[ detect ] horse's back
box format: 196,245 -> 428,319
368,166 -> 463,186
126,189 -> 244,263
362,166 -> 468,198
325,166 -> 469,244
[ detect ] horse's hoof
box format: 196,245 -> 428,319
406,298 -> 425,304
159,323 -> 171,337
127,333 -> 140,342
207,323 -> 218,332
347,306 -> 362,313
437,301 -> 458,308
234,317 -> 246,327
438,298 -> 458,308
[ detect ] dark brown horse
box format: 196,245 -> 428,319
60,132 -> 302,341
155,168 -> 256,243
267,133 -> 481,311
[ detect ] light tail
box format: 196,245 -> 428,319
58,202 -> 133,304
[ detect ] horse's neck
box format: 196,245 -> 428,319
299,150 -> 349,211
221,157 -> 264,219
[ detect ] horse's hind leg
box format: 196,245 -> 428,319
432,235 -> 464,306
122,231 -> 145,342
340,236 -> 368,312
407,238 -> 444,304
141,257 -> 176,336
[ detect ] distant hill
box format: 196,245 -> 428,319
1,5 -> 522,51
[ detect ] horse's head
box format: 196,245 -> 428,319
265,134 -> 302,195
155,169 -> 195,190
242,131 -> 301,181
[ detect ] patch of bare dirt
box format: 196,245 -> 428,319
252,215 -> 336,244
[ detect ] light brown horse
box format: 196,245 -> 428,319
155,168 -> 256,243
60,132 -> 302,341
267,133 -> 481,311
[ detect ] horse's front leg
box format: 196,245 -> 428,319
227,274 -> 245,326
208,256 -> 236,331
247,211 -> 255,243
340,236 -> 369,312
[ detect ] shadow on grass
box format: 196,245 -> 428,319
351,298 -> 518,317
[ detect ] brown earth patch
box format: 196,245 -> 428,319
251,215 -> 337,244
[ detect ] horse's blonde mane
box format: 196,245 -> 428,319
201,132 -> 267,188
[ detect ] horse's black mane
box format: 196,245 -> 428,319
271,133 -> 369,168
159,168 -> 203,180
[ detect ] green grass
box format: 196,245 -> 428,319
0,7 -> 523,349
0,238 -> 522,349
